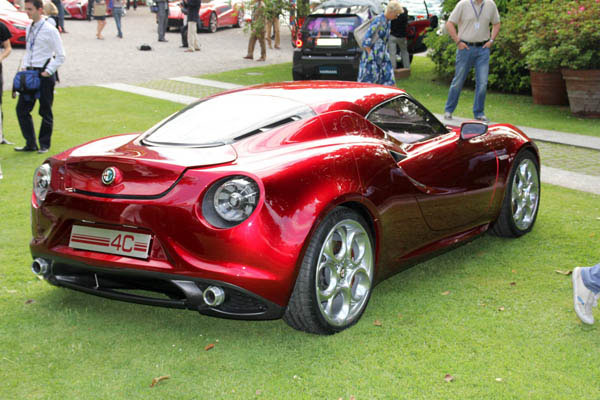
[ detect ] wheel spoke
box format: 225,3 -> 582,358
510,158 -> 540,231
315,217 -> 374,328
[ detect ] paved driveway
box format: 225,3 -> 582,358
3,8 -> 295,87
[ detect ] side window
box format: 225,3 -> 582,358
367,96 -> 448,143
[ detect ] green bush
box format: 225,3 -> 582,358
423,0 -> 532,94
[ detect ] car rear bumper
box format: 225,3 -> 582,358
293,51 -> 360,81
33,254 -> 285,320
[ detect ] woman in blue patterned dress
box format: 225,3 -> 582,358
358,1 -> 403,86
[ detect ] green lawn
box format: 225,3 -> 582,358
201,58 -> 600,138
1,85 -> 600,399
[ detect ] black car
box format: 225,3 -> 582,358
292,0 -> 380,81
292,0 -> 438,81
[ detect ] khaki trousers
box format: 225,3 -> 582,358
266,16 -> 280,48
187,21 -> 200,50
246,31 -> 266,59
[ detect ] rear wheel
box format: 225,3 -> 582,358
284,207 -> 375,334
490,150 -> 540,237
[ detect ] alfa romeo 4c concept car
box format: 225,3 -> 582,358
30,81 -> 541,334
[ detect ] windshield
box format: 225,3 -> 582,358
303,15 -> 362,38
143,93 -> 315,147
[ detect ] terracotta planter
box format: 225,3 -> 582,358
530,70 -> 568,106
561,69 -> 600,118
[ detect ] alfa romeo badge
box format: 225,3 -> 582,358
101,167 -> 117,185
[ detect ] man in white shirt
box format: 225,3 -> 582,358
14,0 -> 65,153
443,0 -> 500,122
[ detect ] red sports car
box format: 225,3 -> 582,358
168,0 -> 243,33
63,0 -> 112,20
30,82 -> 541,334
0,0 -> 30,45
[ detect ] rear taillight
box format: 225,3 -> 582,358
296,31 -> 303,48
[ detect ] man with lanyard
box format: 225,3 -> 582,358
13,0 -> 65,153
0,21 -> 12,145
443,0 -> 500,122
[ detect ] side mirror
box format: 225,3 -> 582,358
460,121 -> 488,140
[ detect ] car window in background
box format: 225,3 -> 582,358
143,93 -> 316,146
367,96 -> 448,144
303,15 -> 361,38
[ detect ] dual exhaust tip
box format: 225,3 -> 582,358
31,258 -> 226,307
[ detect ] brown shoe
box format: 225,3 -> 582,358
257,57 -> 266,61
274,46 -> 280,49
243,55 -> 253,59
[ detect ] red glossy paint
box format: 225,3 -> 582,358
30,81 -> 538,319
0,2 -> 30,45
168,0 -> 243,32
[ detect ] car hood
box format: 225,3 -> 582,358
62,134 -> 237,197
0,10 -> 30,25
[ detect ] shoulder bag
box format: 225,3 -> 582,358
93,1 -> 107,17
352,18 -> 374,51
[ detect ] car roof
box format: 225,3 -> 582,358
316,0 -> 383,14
215,81 -> 406,117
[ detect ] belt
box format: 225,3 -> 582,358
26,67 -> 45,71
461,40 -> 487,47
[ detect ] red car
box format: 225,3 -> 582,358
63,0 -> 112,20
30,82 -> 540,334
0,0 -> 30,45
168,0 -> 243,33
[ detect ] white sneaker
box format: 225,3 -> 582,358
572,267 -> 595,324
444,112 -> 452,120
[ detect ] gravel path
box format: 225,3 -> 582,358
3,8 -> 295,87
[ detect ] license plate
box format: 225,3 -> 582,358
69,225 -> 152,259
319,66 -> 339,75
316,38 -> 342,47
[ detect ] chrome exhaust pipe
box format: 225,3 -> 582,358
203,286 -> 225,307
31,258 -> 50,276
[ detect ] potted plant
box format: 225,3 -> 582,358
552,0 -> 600,117
520,0 -> 568,105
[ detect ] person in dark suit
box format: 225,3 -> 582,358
0,21 -> 12,145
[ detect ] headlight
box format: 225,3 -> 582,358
202,176 -> 259,228
33,163 -> 52,203
13,24 -> 27,30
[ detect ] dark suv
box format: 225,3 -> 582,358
292,0 -> 438,81
292,2 -> 375,81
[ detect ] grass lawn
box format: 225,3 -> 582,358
201,58 -> 600,138
1,86 -> 600,399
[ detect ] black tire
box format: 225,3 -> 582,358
208,12 -> 217,33
234,10 -> 243,27
284,207 -> 375,334
490,150 -> 540,237
292,70 -> 304,81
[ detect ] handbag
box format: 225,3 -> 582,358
352,18 -> 374,51
150,1 -> 158,12
93,2 -> 107,16
13,70 -> 41,95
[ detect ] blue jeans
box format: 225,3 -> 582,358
582,263 -> 600,294
444,46 -> 490,118
113,6 -> 123,36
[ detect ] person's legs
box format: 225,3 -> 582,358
245,33 -> 257,58
265,18 -> 272,48
96,18 -> 106,38
157,2 -> 167,40
473,46 -> 490,118
273,16 -> 280,48
573,265 -> 600,325
16,95 -> 38,149
114,7 -> 123,37
398,37 -> 410,69
258,31 -> 266,60
388,36 -> 398,69
444,47 -> 474,115
37,75 -> 56,150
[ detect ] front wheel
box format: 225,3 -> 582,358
208,12 -> 217,33
284,207 -> 375,334
490,150 -> 540,237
